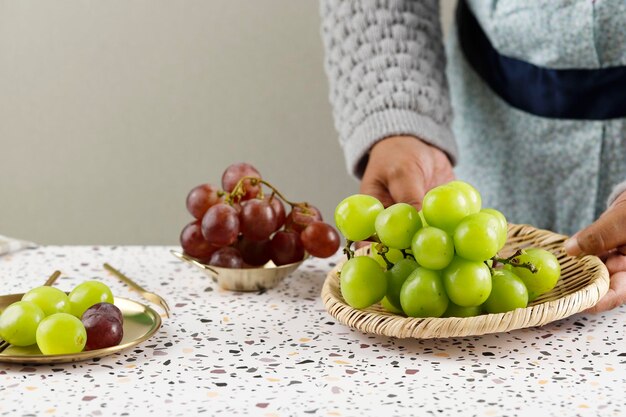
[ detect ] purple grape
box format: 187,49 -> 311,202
209,246 -> 244,268
81,302 -> 123,324
82,314 -> 124,351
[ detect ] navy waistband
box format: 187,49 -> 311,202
457,0 -> 626,120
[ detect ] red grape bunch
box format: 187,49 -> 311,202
180,162 -> 341,268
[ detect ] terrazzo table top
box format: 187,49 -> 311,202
0,246 -> 625,417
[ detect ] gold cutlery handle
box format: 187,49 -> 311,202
103,263 -> 149,294
103,263 -> 171,318
44,270 -> 61,287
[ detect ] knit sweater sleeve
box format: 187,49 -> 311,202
320,0 -> 457,178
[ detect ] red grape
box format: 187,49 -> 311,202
300,221 -> 341,258
186,183 -> 222,220
82,302 -> 123,324
266,195 -> 286,231
236,238 -> 272,266
285,204 -> 322,233
201,203 -> 240,247
82,314 -> 124,351
209,247 -> 244,268
270,231 -> 305,266
231,202 -> 243,213
240,199 -> 276,241
180,221 -> 219,260
221,162 -> 261,200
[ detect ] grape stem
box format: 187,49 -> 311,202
343,240 -> 355,260
492,249 -> 537,273
227,176 -> 305,208
374,243 -> 394,270
485,261 -> 495,275
400,249 -> 415,261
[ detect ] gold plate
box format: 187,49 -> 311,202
0,295 -> 162,364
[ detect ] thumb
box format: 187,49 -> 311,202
565,208 -> 626,256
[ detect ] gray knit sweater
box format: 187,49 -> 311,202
320,0 -> 457,179
320,0 -> 626,213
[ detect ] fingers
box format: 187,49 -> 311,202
585,271 -> 626,313
565,207 -> 626,256
359,135 -> 455,211
354,241 -> 370,249
605,253 -> 626,276
360,179 -> 394,208
360,173 -> 424,210
387,172 -> 425,209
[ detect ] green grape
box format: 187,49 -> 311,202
22,286 -> 71,316
481,208 -> 508,250
483,269 -> 528,314
68,281 -> 114,318
447,180 -> 481,214
400,267 -> 449,318
0,301 -> 45,346
442,257 -> 492,307
453,212 -> 500,261
509,248 -> 561,301
370,243 -> 405,268
380,296 -> 403,314
334,194 -> 384,241
385,258 -> 419,310
443,303 -> 483,318
340,256 -> 387,309
36,313 -> 87,355
374,203 -> 422,249
422,185 -> 472,235
411,226 -> 454,270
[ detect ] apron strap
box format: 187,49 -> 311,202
457,0 -> 626,120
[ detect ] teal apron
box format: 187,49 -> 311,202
447,0 -> 626,235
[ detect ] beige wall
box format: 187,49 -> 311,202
0,0 -> 456,245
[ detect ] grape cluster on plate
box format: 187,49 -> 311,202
334,180 -> 561,318
0,281 -> 123,354
180,162 -> 341,268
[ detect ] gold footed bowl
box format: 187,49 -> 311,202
171,250 -> 306,292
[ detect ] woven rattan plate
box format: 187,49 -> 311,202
322,224 -> 610,339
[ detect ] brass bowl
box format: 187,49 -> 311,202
171,250 -> 306,292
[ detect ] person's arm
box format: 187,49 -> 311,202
565,186 -> 626,312
320,0 -> 457,207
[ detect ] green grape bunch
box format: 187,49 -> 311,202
0,280 -> 125,355
334,181 -> 561,318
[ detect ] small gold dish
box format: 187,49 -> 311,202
171,250 -> 306,292
0,295 -> 162,364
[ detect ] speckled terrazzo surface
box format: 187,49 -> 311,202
0,246 -> 625,417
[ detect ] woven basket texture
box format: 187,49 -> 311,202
322,224 -> 610,339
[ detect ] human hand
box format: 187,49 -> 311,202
564,191 -> 626,312
360,136 -> 455,209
